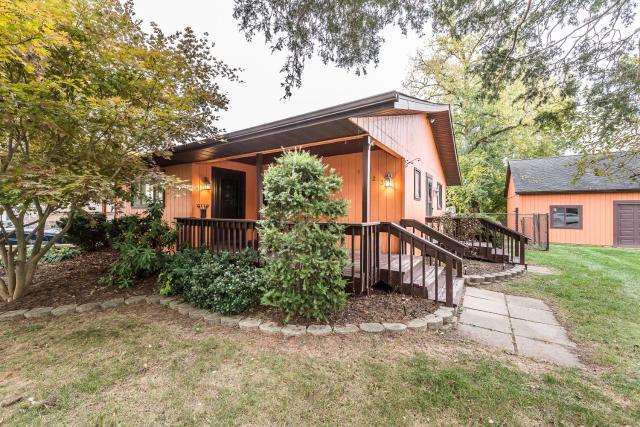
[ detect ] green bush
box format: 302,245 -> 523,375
184,250 -> 262,315
40,246 -> 82,264
107,214 -> 143,243
57,210 -> 109,252
259,150 -> 348,321
157,247 -> 207,297
104,203 -> 177,288
159,248 -> 263,315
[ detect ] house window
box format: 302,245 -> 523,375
414,168 -> 421,200
550,205 -> 582,229
437,182 -> 443,209
426,174 -> 433,216
132,183 -> 164,208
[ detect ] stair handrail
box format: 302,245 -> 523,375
425,215 -> 527,265
476,217 -> 529,242
400,218 -> 465,277
399,219 -> 467,256
382,222 -> 463,264
380,222 -> 462,307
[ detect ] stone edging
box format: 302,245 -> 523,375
0,295 -> 460,337
464,264 -> 526,286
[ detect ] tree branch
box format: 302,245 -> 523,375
469,119 -> 527,152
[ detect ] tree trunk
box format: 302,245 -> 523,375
12,263 -> 27,300
0,205 -> 76,302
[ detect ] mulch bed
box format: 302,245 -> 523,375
252,289 -> 437,326
2,249 -> 437,326
0,249 -> 156,312
465,259 -> 514,275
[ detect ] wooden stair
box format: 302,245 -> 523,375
343,252 -> 464,306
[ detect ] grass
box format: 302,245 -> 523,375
0,244 -> 638,425
486,245 -> 640,400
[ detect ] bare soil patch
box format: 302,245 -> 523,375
465,259 -> 514,275
0,249 -> 156,312
252,288 -> 437,326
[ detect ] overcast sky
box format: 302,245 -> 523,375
130,0 -> 423,132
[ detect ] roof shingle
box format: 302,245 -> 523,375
508,154 -> 640,194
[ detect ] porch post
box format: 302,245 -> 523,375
362,136 -> 372,222
256,153 -> 264,219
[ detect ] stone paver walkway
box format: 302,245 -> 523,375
458,287 -> 581,367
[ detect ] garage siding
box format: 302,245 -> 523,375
507,179 -> 640,246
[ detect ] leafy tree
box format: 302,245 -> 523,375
0,0 -> 237,301
562,55 -> 640,179
404,36 -> 564,212
259,151 -> 348,321
232,0 -> 638,161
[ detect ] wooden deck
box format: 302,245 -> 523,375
177,218 -> 465,307
344,252 -> 464,306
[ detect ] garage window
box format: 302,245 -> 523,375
550,205 -> 582,229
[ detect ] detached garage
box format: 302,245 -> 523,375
506,155 -> 640,247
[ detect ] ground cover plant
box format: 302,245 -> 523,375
40,247 -> 83,265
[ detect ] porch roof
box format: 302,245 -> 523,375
156,91 -> 461,185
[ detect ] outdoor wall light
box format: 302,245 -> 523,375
201,176 -> 211,190
384,172 -> 394,188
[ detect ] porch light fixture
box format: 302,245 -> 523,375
201,176 -> 211,190
384,172 -> 394,188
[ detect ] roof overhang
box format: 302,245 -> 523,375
155,91 -> 461,184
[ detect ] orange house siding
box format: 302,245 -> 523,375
507,176 -> 640,246
183,151 -> 404,224
324,151 -> 404,223
353,114 -> 448,220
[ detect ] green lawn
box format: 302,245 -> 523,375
489,245 -> 640,399
1,245 -> 639,426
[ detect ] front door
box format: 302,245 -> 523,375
212,167 -> 245,219
614,202 -> 640,247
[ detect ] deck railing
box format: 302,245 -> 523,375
400,218 -> 465,276
174,218 -> 462,306
343,222 -> 381,295
425,216 -> 528,265
176,218 -> 259,253
379,222 -> 463,306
